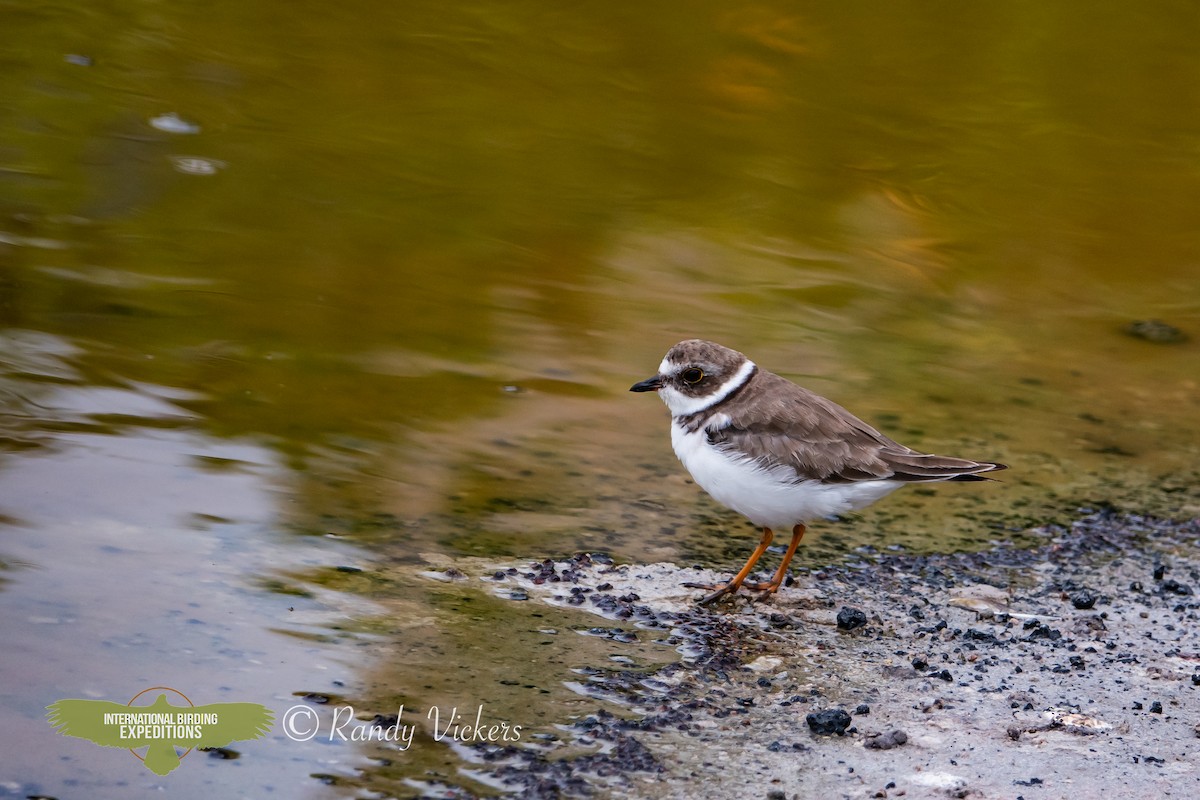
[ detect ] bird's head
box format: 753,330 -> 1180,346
630,339 -> 755,416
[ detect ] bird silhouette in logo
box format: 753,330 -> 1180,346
47,692 -> 274,775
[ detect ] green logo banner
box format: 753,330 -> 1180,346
47,686 -> 274,775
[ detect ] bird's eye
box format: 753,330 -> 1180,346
681,367 -> 704,384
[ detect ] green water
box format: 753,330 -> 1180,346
2,2 -> 1198,797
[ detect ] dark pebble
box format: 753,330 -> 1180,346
1149,701 -> 1163,714
855,704 -> 871,715
965,628 -> 999,644
1024,624 -> 1062,642
1153,564 -> 1166,580
300,692 -> 333,704
510,589 -> 529,601
863,729 -> 908,750
768,612 -> 793,629
806,708 -> 852,736
1160,579 -> 1192,596
201,746 -> 239,760
1124,319 -> 1187,344
1071,590 -> 1098,610
836,606 -> 868,630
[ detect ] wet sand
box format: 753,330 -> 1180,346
443,508 -> 1199,799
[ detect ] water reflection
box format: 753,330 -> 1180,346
0,380 -> 374,797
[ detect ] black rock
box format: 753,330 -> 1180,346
1024,624 -> 1062,642
1124,319 -> 1187,344
201,746 -> 239,760
1071,590 -> 1098,610
836,606 -> 868,630
1160,579 -> 1192,596
863,729 -> 908,750
965,628 -> 1000,644
806,708 -> 852,736
300,692 -> 333,704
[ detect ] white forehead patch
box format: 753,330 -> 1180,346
658,358 -> 756,417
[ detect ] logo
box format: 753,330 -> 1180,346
46,686 -> 274,775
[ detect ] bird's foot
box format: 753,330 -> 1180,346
686,574 -> 786,606
685,579 -> 759,606
694,581 -> 741,606
743,580 -> 785,602
682,579 -> 736,604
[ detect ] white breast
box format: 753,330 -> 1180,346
670,421 -> 902,530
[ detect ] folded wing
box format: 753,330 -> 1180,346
707,372 -> 1005,484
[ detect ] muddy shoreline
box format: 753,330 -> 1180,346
428,508 -> 1200,799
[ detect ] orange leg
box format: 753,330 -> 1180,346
745,523 -> 805,597
691,527 -> 775,606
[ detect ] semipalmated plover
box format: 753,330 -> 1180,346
631,339 -> 1006,606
